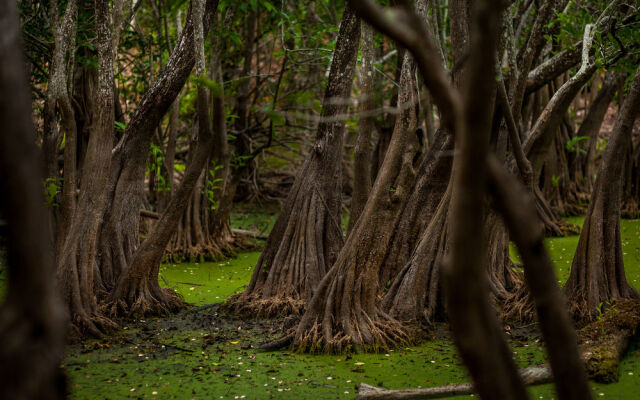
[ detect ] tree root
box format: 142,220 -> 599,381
224,293 -> 306,318
105,285 -> 187,319
67,310 -> 118,340
501,282 -> 537,323
290,312 -> 413,354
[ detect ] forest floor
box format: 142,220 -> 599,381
2,210 -> 640,399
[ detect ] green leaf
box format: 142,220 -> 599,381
114,121 -> 127,132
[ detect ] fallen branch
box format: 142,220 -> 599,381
357,300 -> 640,398
356,365 -> 551,399
139,210 -> 268,239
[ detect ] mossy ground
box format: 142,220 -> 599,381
2,213 -> 640,398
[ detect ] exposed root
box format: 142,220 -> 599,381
165,233 -> 252,263
621,198 -> 640,219
223,293 -> 305,318
501,281 -> 537,323
261,331 -> 295,350
291,311 -> 412,354
67,310 -> 118,340
105,284 -> 187,319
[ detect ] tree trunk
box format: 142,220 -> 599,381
288,52 -> 419,353
347,22 -> 375,234
166,21 -> 243,262
0,1 -> 66,396
108,0 -> 216,317
564,66 -> 640,320
377,131 -> 453,290
580,72 -> 617,193
228,3 -> 360,317
56,0 -> 118,335
444,0 -> 531,396
95,0 -> 219,292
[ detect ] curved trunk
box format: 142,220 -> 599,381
228,4 -> 360,317
96,0 -> 220,291
167,47 -> 243,262
564,67 -> 640,320
108,0 -> 215,317
578,72 -> 618,194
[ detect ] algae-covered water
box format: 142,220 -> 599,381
2,215 -> 640,398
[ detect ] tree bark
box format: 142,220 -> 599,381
228,3 -> 360,317
288,52 -> 419,353
563,66 -> 640,320
56,0 -> 118,335
347,21 -> 375,234
0,1 -> 66,396
108,0 -> 215,317
95,0 -> 220,292
444,0 -> 531,397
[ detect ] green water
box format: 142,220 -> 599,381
3,215 -> 640,398
159,252 -> 260,306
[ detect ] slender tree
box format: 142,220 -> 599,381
347,22 -> 375,234
0,0 -> 66,396
229,3 -> 360,317
56,0 -> 119,335
108,0 -> 219,316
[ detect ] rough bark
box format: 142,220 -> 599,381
0,1 -> 67,396
563,66 -> 640,320
378,131 -> 453,291
443,0 -> 531,397
348,21 -> 375,234
95,0 -> 220,292
287,52 -> 419,353
56,0 -> 118,336
107,0 -> 216,317
42,0 -> 78,255
228,3 -> 360,317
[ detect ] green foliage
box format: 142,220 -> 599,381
114,121 -> 127,132
193,75 -> 223,97
43,177 -> 62,208
204,166 -> 224,210
147,143 -> 169,193
551,175 -> 560,188
566,136 -> 589,154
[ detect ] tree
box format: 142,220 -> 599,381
564,66 -> 640,319
355,1 -> 592,398
347,22 -> 375,234
108,0 -> 218,317
228,2 -> 360,317
55,0 -> 120,335
95,0 -> 220,295
0,0 -> 66,396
